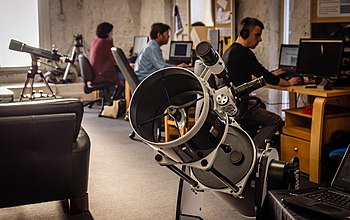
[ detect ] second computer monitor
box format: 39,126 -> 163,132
169,41 -> 193,65
296,38 -> 344,80
132,36 -> 149,56
279,44 -> 299,68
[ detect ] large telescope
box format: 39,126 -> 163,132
9,39 -> 61,61
128,41 -> 299,218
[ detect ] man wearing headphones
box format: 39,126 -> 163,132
222,17 -> 301,150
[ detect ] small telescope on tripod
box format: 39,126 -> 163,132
9,39 -> 62,101
9,39 -> 61,61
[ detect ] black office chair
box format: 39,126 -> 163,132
78,54 -> 114,115
111,47 -> 140,139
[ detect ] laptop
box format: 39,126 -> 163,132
168,41 -> 193,65
277,44 -> 299,80
282,146 -> 350,220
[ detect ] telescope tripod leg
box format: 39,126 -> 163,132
63,46 -> 77,81
20,77 -> 33,101
39,72 -> 56,98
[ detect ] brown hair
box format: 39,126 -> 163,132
149,23 -> 170,39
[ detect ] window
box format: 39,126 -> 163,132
0,0 -> 39,67
283,0 -> 291,44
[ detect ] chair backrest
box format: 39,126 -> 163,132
78,54 -> 95,83
0,98 -> 84,141
0,98 -> 89,208
111,47 -> 140,92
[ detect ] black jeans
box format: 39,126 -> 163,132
240,107 -> 283,150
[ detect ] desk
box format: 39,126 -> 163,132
125,81 -> 130,108
124,63 -> 135,109
260,189 -> 319,220
269,85 -> 350,183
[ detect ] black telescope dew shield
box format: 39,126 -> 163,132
9,39 -> 61,61
196,41 -> 218,66
195,41 -> 228,80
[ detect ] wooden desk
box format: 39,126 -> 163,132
125,63 -> 135,109
269,85 -> 350,183
125,81 -> 130,109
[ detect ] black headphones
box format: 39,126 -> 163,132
240,17 -> 252,40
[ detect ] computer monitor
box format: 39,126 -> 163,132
132,36 -> 149,56
169,41 -> 193,65
279,44 -> 299,69
297,38 -> 344,88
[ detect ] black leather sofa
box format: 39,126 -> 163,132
0,98 -> 90,214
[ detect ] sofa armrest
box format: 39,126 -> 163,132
71,127 -> 91,196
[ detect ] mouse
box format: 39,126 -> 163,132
324,85 -> 333,90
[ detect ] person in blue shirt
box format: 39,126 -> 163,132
134,22 -> 188,81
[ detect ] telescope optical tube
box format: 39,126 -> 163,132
9,39 -> 61,61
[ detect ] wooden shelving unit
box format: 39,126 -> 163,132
281,105 -> 350,176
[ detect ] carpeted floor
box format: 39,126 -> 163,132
0,106 -> 248,220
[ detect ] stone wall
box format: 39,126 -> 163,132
48,0 -> 172,58
47,0 -> 310,67
1,0 -> 311,86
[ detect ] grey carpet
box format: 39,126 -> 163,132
0,107 -> 248,220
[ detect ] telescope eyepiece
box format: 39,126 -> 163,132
233,77 -> 266,98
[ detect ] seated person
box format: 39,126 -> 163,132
223,17 -> 302,150
134,22 -> 188,81
127,47 -> 137,64
90,22 -> 124,88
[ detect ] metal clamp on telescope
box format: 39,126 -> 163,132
9,39 -> 62,101
128,41 -> 300,219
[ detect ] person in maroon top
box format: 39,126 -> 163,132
90,22 -> 124,86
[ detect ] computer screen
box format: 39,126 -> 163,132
279,44 -> 299,68
132,36 -> 149,56
169,41 -> 192,59
296,38 -> 344,80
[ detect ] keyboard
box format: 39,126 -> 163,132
305,190 -> 350,210
278,70 -> 298,80
168,59 -> 191,66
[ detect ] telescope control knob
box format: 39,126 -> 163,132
216,93 -> 228,106
230,150 -> 244,165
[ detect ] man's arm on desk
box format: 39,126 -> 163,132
177,63 -> 194,72
272,69 -> 303,87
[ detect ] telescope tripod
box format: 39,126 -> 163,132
62,35 -> 85,82
20,55 -> 56,101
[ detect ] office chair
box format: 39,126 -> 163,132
111,47 -> 140,139
164,106 -> 196,142
78,54 -> 114,116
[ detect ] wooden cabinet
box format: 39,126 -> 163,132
281,134 -> 310,173
281,105 -> 350,182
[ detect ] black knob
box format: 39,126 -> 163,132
201,159 -> 208,167
155,154 -> 163,162
230,150 -> 244,165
